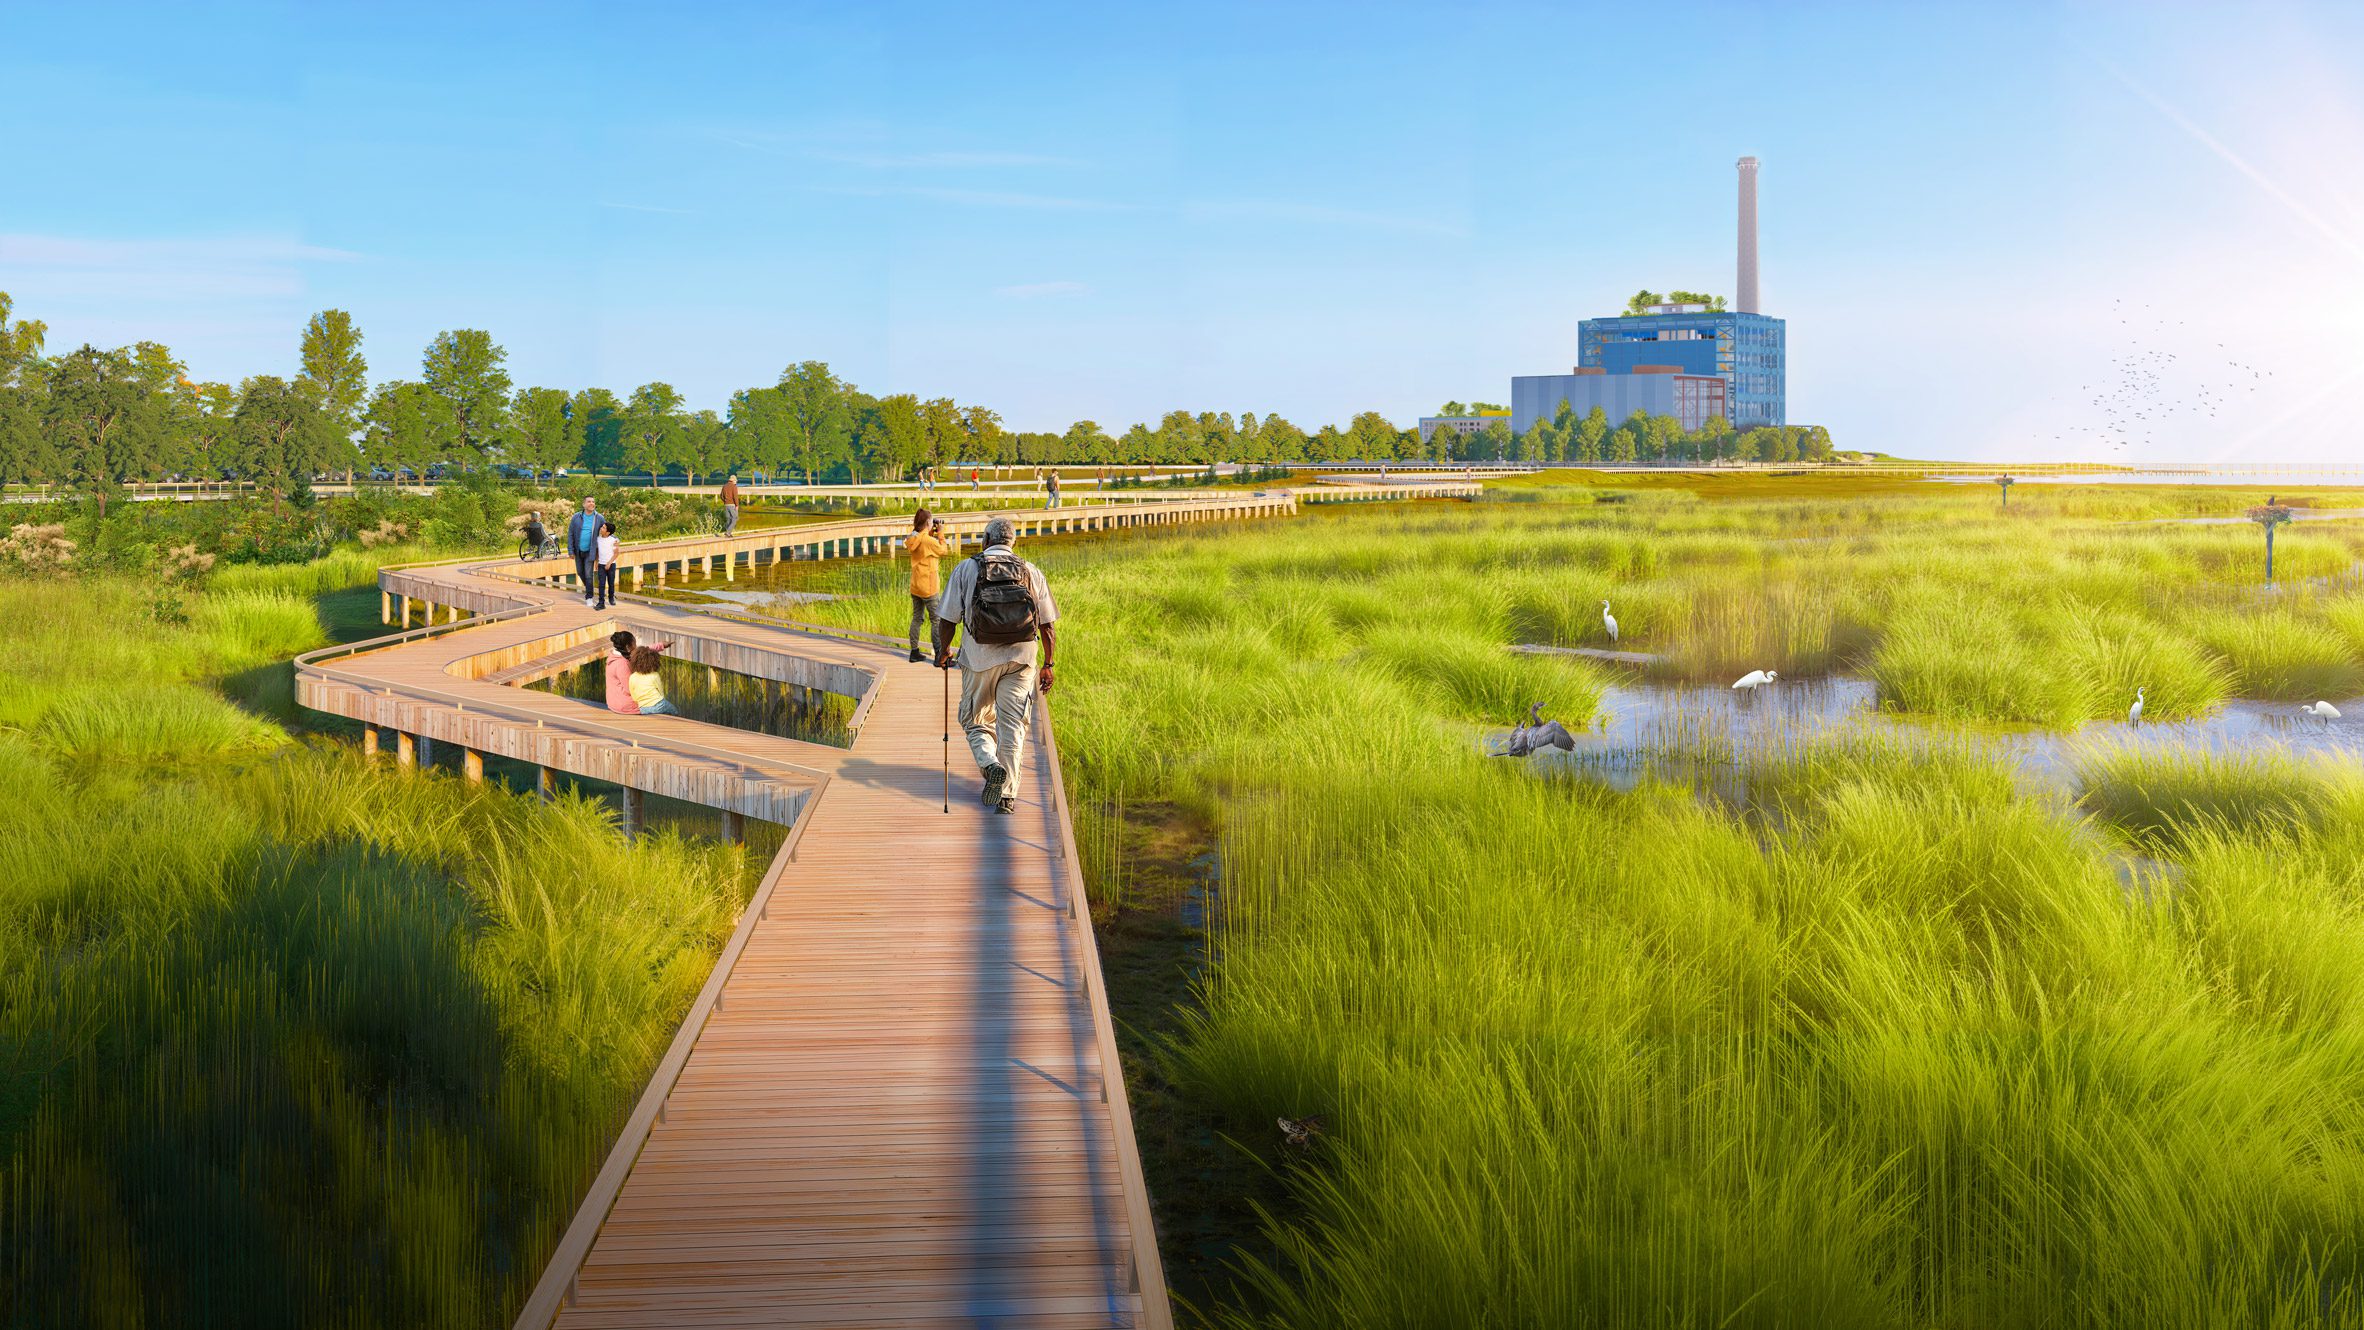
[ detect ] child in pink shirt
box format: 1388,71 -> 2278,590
604,630 -> 670,713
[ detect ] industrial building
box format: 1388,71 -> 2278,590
1577,306 -> 1785,428
1504,156 -> 1788,435
1510,366 -> 1729,434
1415,409 -> 1513,439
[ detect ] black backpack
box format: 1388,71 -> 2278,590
965,553 -> 1040,645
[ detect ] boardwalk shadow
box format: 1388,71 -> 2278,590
964,758 -> 1128,1323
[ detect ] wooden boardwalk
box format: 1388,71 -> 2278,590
294,494 -> 1376,1328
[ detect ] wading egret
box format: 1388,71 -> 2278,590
2128,688 -> 2145,725
1602,600 -> 1619,644
1732,669 -> 1778,691
2302,700 -> 2343,719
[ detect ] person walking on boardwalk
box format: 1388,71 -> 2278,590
593,521 -> 620,609
933,516 -> 1059,815
719,474 -> 741,534
1045,468 -> 1062,510
904,507 -> 949,663
567,496 -> 603,607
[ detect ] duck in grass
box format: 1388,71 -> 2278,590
1490,702 -> 1576,757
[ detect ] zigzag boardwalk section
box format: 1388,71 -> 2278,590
293,493 -> 1409,1328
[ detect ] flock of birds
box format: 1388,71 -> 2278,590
2058,300 -> 2279,454
1493,602 -> 2344,755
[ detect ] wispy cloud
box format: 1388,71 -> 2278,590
597,201 -> 699,216
1184,199 -> 1467,238
808,147 -> 1084,170
0,232 -> 362,301
996,280 -> 1091,299
813,184 -> 1136,213
710,130 -> 1082,172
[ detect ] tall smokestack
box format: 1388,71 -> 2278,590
1736,155 -> 1760,314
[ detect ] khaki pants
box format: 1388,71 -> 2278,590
958,657 -> 1036,797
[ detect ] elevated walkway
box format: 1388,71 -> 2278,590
293,485 -> 1470,1326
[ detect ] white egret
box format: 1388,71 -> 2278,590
2302,700 -> 2343,719
2128,687 -> 2145,725
1601,600 -> 1619,644
1732,669 -> 1778,691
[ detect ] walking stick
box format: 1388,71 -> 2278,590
942,646 -> 951,814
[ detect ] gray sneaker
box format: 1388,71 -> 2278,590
994,796 -> 1016,815
981,762 -> 1008,805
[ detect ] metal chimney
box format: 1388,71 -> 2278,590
1736,156 -> 1760,314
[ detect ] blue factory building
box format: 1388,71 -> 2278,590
1578,309 -> 1787,428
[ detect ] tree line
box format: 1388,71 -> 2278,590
1429,400 -> 1834,466
0,293 -> 1834,507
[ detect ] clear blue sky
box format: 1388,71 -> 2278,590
5,1 -> 2362,461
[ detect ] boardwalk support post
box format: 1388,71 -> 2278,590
622,786 -> 645,840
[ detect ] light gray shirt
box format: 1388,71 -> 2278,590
937,545 -> 1059,670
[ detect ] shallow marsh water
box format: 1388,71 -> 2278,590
1512,671 -> 2364,794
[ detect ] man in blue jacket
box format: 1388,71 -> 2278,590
566,496 -> 603,607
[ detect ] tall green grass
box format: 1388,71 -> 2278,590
822,486 -> 2364,1327
0,568 -> 761,1327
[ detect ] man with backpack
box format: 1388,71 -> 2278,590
933,516 -> 1058,814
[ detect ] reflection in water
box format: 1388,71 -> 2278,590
1512,673 -> 2364,794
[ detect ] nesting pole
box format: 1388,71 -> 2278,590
2249,495 -> 2294,585
1996,475 -> 2014,507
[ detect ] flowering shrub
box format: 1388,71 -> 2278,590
0,523 -> 77,575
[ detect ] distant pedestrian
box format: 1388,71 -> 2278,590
904,507 -> 950,663
603,629 -> 670,714
933,517 -> 1059,814
628,646 -> 681,716
1046,469 -> 1062,510
567,496 -> 603,608
970,468 -> 980,491
593,521 -> 620,609
719,474 -> 741,534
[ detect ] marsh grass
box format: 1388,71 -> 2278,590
0,567 -> 760,1327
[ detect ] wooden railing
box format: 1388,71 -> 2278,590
1035,694 -> 1176,1330
509,770 -> 831,1328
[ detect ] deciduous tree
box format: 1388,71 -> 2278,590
41,344 -> 172,516
363,381 -> 456,480
421,329 -> 512,463
297,310 -> 369,477
507,386 -> 577,476
229,374 -> 338,513
623,382 -> 684,482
